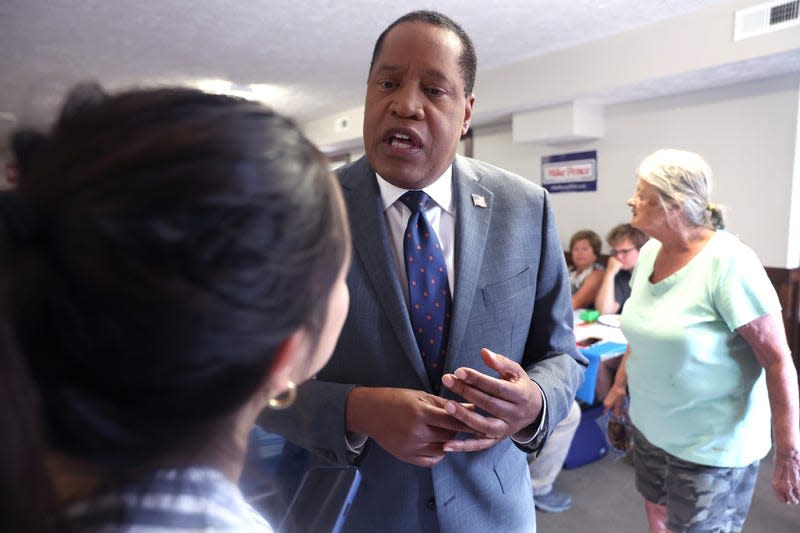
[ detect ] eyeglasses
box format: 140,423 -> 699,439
611,247 -> 636,256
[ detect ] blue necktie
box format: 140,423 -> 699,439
399,190 -> 452,392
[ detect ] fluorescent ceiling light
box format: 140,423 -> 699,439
194,79 -> 286,104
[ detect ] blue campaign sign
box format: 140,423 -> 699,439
541,150 -> 597,193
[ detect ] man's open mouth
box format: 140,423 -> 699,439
383,129 -> 422,150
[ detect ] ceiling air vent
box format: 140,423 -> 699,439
734,0 -> 799,39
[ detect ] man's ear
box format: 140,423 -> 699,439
461,93 -> 475,136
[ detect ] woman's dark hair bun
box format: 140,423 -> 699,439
11,130 -> 49,177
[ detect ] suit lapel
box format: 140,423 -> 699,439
446,157 -> 493,370
340,158 -> 432,388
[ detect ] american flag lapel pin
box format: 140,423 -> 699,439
471,193 -> 487,208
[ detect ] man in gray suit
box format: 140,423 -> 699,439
259,10 -> 585,532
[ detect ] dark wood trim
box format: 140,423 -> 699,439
765,266 -> 800,372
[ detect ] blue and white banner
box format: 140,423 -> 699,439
541,150 -> 597,193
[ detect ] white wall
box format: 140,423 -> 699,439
471,74 -> 800,268
787,86 -> 800,269
474,0 -> 800,123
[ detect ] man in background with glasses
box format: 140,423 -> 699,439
594,223 -> 648,315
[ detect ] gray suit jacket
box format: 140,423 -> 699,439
260,155 -> 585,533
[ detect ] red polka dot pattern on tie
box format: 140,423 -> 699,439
399,190 -> 452,393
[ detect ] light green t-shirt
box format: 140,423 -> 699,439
622,230 -> 780,467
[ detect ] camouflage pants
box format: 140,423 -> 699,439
633,427 -> 759,533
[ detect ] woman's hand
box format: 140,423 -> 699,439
773,448 -> 800,505
603,346 -> 631,417
603,383 -> 628,418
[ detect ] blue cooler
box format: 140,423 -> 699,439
563,405 -> 608,469
575,341 -> 627,404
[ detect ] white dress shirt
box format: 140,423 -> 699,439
376,167 -> 455,302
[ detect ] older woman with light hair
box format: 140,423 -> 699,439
604,149 -> 800,533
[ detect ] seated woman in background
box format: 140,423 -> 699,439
0,84 -> 351,532
568,229 -> 604,309
594,223 -> 648,315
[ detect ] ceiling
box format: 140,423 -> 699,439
0,0 -> 795,130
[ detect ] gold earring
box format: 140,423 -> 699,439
267,381 -> 297,410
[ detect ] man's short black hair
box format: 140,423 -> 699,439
368,10 -> 477,97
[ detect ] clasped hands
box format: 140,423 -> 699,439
348,348 -> 543,468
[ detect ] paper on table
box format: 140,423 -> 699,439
597,314 -> 622,328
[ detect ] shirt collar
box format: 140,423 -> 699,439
376,166 -> 454,215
